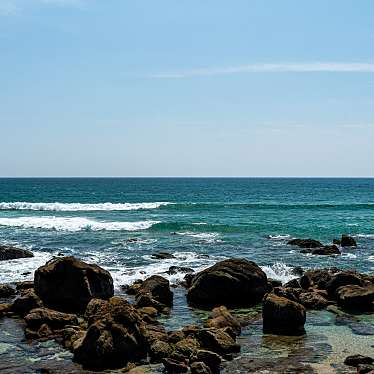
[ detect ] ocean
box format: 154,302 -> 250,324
0,177 -> 374,372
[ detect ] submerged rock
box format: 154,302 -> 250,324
262,293 -> 306,336
34,256 -> 114,313
167,266 -> 194,275
151,252 -> 176,260
344,354 -> 374,367
0,245 -> 34,261
287,239 -> 323,248
187,259 -> 268,309
311,245 -> 340,256
341,235 -> 357,247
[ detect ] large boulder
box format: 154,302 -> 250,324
336,285 -> 374,311
262,293 -> 306,336
73,297 -> 147,369
326,271 -> 364,297
34,256 -> 114,312
287,239 -> 323,248
0,245 -> 33,261
187,259 -> 268,309
25,307 -> 78,330
137,275 -> 173,307
341,235 -> 357,247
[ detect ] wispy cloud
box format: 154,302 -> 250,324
150,62 -> 374,79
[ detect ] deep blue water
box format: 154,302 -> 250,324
0,178 -> 373,287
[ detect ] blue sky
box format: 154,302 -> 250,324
1,0 -> 374,176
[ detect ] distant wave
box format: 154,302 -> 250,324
0,201 -> 171,212
0,217 -> 159,232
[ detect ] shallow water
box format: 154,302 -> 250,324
0,178 -> 373,372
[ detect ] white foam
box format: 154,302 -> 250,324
368,256 -> 374,262
268,234 -> 291,240
261,262 -> 298,284
0,201 -> 171,211
175,232 -> 219,239
0,217 -> 159,232
355,234 -> 374,239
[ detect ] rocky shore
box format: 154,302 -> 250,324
0,237 -> 373,373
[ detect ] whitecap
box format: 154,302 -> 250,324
261,262 -> 298,284
0,217 -> 159,232
268,234 -> 291,240
0,201 -> 171,212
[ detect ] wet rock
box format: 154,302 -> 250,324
287,239 -> 323,248
191,350 -> 221,374
162,358 -> 188,373
0,284 -> 16,298
262,293 -> 306,336
333,238 -> 341,245
205,306 -> 241,336
273,287 -> 301,303
311,245 -> 340,256
12,289 -> 43,316
0,245 -> 34,261
151,252 -> 176,260
196,328 -> 240,355
34,256 -> 114,313
344,354 -> 374,367
336,285 -> 374,310
149,340 -> 173,362
137,275 -> 173,307
326,271 -> 364,297
357,364 -> 374,374
190,361 -> 212,374
301,268 -> 340,290
284,279 -> 301,288
291,266 -> 304,276
0,303 -> 11,316
341,235 -> 357,247
15,281 -> 34,291
167,266 -> 194,275
298,291 -> 329,309
268,279 -> 282,288
25,307 -> 78,330
187,259 -> 268,309
175,337 -> 200,357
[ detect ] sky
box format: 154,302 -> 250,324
1,0 -> 374,177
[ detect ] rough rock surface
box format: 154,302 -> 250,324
34,256 -> 114,312
341,235 -> 357,247
287,239 -> 323,248
262,293 -> 306,336
0,245 -> 34,261
336,285 -> 374,310
187,259 -> 268,309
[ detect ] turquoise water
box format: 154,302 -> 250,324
0,178 -> 374,372
0,178 -> 374,287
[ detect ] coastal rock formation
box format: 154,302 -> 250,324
0,245 -> 34,261
205,306 -> 241,336
136,275 -> 173,307
187,259 -> 268,309
287,238 -> 323,248
34,256 -> 114,313
340,235 -> 357,247
262,293 -> 306,336
0,284 -> 16,298
336,285 -> 374,310
326,271 -> 364,297
12,288 -> 43,316
151,252 -> 176,259
311,245 -> 340,256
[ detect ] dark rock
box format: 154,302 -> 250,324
262,293 -> 306,336
357,364 -> 374,373
291,266 -> 304,276
25,307 -> 78,330
298,291 -> 329,309
167,266 -> 194,275
151,252 -> 176,260
175,337 -> 200,357
344,354 -> 374,367
287,239 -> 323,248
191,350 -> 221,374
205,306 -> 241,336
190,361 -> 212,374
137,275 -> 173,307
162,358 -> 188,373
0,245 -> 34,261
149,340 -> 173,362
311,245 -> 340,256
0,284 -> 16,298
341,235 -> 357,247
12,289 -> 43,316
34,256 -> 114,313
268,279 -> 282,288
168,330 -> 185,344
284,279 -> 301,288
333,239 -> 341,245
273,287 -> 300,303
0,303 -> 12,316
15,281 -> 34,291
187,259 -> 268,309
183,273 -> 195,288
336,285 -> 374,310
326,272 -> 364,297
196,328 -> 240,355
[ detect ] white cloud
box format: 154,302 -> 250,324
150,62 -> 374,79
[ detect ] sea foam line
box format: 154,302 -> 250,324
0,201 -> 171,212
0,216 -> 159,232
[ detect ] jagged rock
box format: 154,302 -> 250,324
326,272 -> 364,297
268,279 -> 283,288
284,279 -> 301,288
151,252 -> 176,260
168,330 -> 185,344
311,245 -> 340,256
34,256 -> 114,313
273,287 -> 301,303
162,358 -> 188,373
12,289 -> 43,316
0,284 -> 16,298
15,281 -> 34,291
262,293 -> 306,336
137,275 -> 173,307
187,259 -> 268,309
205,306 -> 241,336
287,239 -> 323,248
174,337 -> 200,357
191,350 -> 221,374
344,354 -> 374,367
300,268 -> 340,290
0,245 -> 34,261
336,285 -> 374,310
149,340 -> 173,362
195,328 -> 240,355
298,291 -> 329,309
25,307 -> 78,330
190,361 -> 212,374
341,235 -> 357,247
